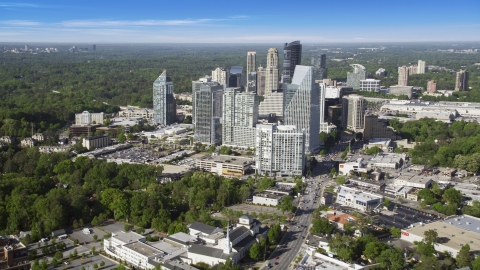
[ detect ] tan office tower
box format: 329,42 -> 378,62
427,80 -> 437,94
265,48 -> 279,95
455,70 -> 469,91
211,67 -> 228,85
398,66 -> 409,86
417,60 -> 426,74
342,94 -> 365,132
247,51 -> 256,74
257,66 -> 266,96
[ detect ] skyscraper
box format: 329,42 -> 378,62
417,60 -> 426,74
222,88 -> 258,148
92,44 -> 96,51
398,66 -> 409,86
346,64 -> 367,89
212,67 -> 229,85
153,70 -> 176,126
255,124 -> 305,176
193,83 -> 224,145
427,80 -> 437,94
247,51 -> 256,74
265,48 -> 279,96
284,65 -> 320,153
283,41 -> 302,84
229,66 -> 243,88
256,66 -> 266,96
318,83 -> 328,133
247,72 -> 257,93
341,95 -> 365,132
192,76 -> 213,124
455,70 -> 469,91
312,54 -> 327,80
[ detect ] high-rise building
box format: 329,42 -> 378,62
255,124 -> 305,176
318,83 -> 328,133
312,54 -> 327,80
247,51 -> 256,74
256,66 -> 266,96
191,76 -> 213,124
222,88 -> 258,148
359,79 -> 381,92
455,70 -> 469,91
283,41 -> 302,84
417,60 -> 426,74
153,70 -> 176,126
229,66 -> 243,88
193,83 -> 224,145
342,95 -> 365,132
247,72 -> 257,93
284,65 -> 320,153
265,48 -> 279,95
398,66 -> 409,86
24,44 -> 29,51
363,113 -> 397,141
258,92 -> 284,118
408,65 -> 418,75
427,80 -> 437,94
93,44 -> 96,51
212,67 -> 229,85
346,64 -> 367,89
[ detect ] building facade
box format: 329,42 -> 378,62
283,41 -> 302,85
284,65 -> 320,153
153,70 -> 177,126
75,111 -> 105,125
359,79 -> 381,92
389,85 -> 413,98
398,66 -> 409,86
417,60 -> 426,74
265,48 -> 279,96
256,66 -> 266,96
455,69 -> 469,91
229,66 -> 243,88
247,51 -> 256,74
255,124 -> 305,176
82,135 -> 110,150
211,67 -> 228,85
427,80 -> 437,94
222,88 -> 258,148
342,95 -> 365,132
346,64 -> 367,89
363,114 -> 397,141
337,185 -> 383,212
194,84 -> 224,145
312,54 -> 327,80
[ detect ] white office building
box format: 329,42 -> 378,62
258,92 -> 284,118
211,67 -> 228,85
255,124 -> 305,176
342,95 -> 365,132
75,111 -> 105,125
222,88 -> 258,148
359,79 -> 381,92
337,185 -> 383,212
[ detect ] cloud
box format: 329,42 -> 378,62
229,15 -> 249,19
0,2 -> 39,8
3,20 -> 40,26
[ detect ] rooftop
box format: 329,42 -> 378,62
189,221 -> 221,236
328,213 -> 358,225
163,260 -> 199,270
199,155 -> 253,166
404,220 -> 480,253
443,215 -> 480,235
228,226 -> 250,242
253,192 -> 285,200
337,185 -> 383,202
188,244 -> 233,260
112,231 -> 144,244
165,232 -> 199,245
369,153 -> 405,164
124,241 -> 163,257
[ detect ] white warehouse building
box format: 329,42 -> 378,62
336,185 -> 383,212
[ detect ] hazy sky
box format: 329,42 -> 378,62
1,0 -> 480,43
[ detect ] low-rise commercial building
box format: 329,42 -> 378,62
368,153 -> 405,169
348,178 -> 386,192
394,173 -> 432,188
82,135 -> 110,150
401,215 -> 480,257
196,155 -> 253,178
339,159 -> 366,175
252,192 -> 286,206
364,138 -> 393,152
336,185 -> 383,212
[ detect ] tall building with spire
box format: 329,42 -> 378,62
153,70 -> 176,125
284,65 -> 320,153
265,48 -> 279,96
283,41 -> 302,84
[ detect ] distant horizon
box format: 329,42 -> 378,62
1,0 -> 479,43
3,41 -> 480,45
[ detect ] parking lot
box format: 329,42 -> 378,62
70,227 -> 106,245
56,254 -> 118,270
376,203 -> 440,229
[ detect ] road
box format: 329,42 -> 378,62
265,173 -> 330,270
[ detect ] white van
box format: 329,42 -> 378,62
57,234 -> 68,240
82,228 -> 91,235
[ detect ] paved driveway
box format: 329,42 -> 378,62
56,254 -> 118,270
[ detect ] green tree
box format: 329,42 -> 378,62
336,176 -> 346,185
456,243 -> 472,268
100,261 -> 105,267
414,255 -> 442,270
29,250 -> 37,260
415,241 -> 435,257
443,187 -> 462,205
73,249 -> 78,257
423,229 -> 438,244
472,254 -> 480,270
267,223 -> 281,245
54,251 -> 63,260
383,198 -> 391,208
93,263 -> 98,270
276,196 -> 294,214
390,226 -> 401,238
363,241 -> 388,263
377,247 -> 405,270
366,146 -> 382,155
320,132 -> 328,143
249,243 -> 261,261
